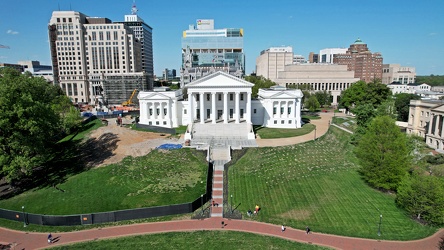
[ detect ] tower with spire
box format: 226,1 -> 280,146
118,1 -> 154,87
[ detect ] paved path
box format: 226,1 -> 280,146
256,111 -> 344,147
1,218 -> 443,249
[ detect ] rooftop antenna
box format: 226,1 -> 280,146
131,0 -> 138,15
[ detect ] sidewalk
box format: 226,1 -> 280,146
1,218 -> 443,249
256,111 -> 344,147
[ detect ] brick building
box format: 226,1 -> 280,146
333,38 -> 383,83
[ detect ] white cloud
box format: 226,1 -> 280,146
428,32 -> 437,36
6,29 -> 19,35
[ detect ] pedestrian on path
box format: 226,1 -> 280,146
306,226 -> 311,234
47,233 -> 52,244
281,225 -> 286,232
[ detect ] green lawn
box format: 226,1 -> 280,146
229,127 -> 437,240
0,149 -> 208,215
51,231 -> 329,250
59,117 -> 104,142
254,123 -> 315,139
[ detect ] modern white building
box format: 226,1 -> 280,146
382,64 -> 416,85
319,48 -> 347,64
138,71 -> 303,138
387,82 -> 431,95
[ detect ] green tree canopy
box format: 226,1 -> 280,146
354,115 -> 411,191
244,75 -> 276,98
340,80 -> 391,111
305,95 -> 320,112
394,93 -> 421,122
314,90 -> 332,107
396,173 -> 444,225
0,68 -> 78,181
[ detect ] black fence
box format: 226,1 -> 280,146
0,160 -> 214,226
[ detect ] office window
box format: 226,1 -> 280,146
230,94 -> 233,101
254,109 -> 257,114
218,94 -> 221,101
207,94 -> 210,101
240,94 -> 244,101
273,107 -> 277,115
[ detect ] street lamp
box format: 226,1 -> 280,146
21,206 -> 26,228
230,194 -> 233,214
378,214 -> 382,236
201,194 -> 204,215
314,127 -> 317,140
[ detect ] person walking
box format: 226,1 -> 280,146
281,225 -> 286,232
306,226 -> 311,234
47,233 -> 53,244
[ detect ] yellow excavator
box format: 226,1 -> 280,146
122,89 -> 138,106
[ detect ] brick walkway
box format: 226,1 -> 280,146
1,218 -> 443,249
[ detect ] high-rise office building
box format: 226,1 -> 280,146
180,19 -> 245,87
333,38 -> 383,82
48,10 -> 150,105
118,3 -> 154,80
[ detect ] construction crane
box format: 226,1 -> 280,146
0,44 -> 10,49
122,89 -> 138,106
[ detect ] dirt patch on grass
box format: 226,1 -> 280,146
87,122 -> 181,167
278,209 -> 312,220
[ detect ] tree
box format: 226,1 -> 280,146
244,75 -> 276,98
354,116 -> 411,191
394,93 -> 421,122
314,90 -> 332,107
339,80 -> 391,111
305,95 -> 320,112
396,173 -> 444,225
0,68 -> 76,181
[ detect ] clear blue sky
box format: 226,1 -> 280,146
0,0 -> 443,76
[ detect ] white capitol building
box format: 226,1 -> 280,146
138,71 -> 303,142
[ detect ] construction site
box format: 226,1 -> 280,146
87,72 -> 151,110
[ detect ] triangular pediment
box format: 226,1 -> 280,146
269,91 -> 298,99
186,71 -> 254,88
431,104 -> 444,113
138,92 -> 171,100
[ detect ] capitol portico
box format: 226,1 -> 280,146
138,71 -> 303,141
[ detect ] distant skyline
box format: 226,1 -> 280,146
0,0 -> 443,76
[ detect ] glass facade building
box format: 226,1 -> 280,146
180,20 -> 245,86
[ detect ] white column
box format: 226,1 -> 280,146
200,92 -> 204,124
211,92 -> 216,124
246,92 -> 251,123
188,93 -> 194,124
223,92 -> 228,124
167,100 -> 171,127
428,113 -> 434,135
434,114 -> 439,136
235,92 -> 240,123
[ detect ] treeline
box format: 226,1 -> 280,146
339,81 -> 444,226
416,75 -> 444,86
